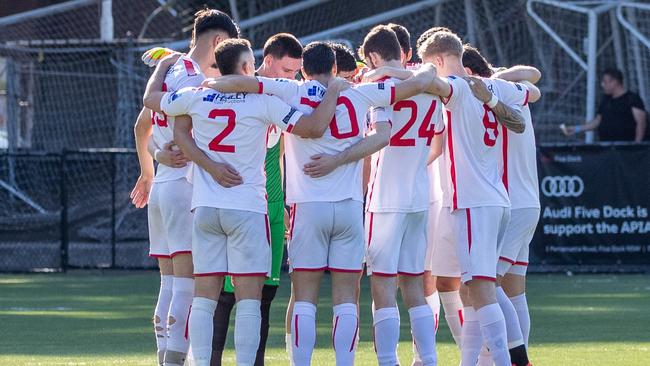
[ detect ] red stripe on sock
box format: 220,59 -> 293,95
294,315 -> 299,348
185,304 -> 192,340
332,315 -> 339,351
458,308 -> 464,326
349,320 -> 359,352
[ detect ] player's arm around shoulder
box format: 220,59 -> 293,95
142,53 -> 181,113
394,63 -> 452,102
466,76 -> 526,134
202,75 -> 260,94
290,77 -> 350,138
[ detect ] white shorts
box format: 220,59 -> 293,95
148,178 -> 193,258
453,206 -> 510,283
192,207 -> 271,277
497,208 -> 540,277
288,199 -> 364,273
365,210 -> 428,277
426,202 -> 461,277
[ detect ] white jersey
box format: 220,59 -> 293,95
258,77 -> 395,204
428,112 -> 449,205
160,87 -> 303,214
151,56 -> 204,183
443,75 -> 528,210
367,77 -> 444,213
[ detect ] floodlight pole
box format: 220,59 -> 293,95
585,10 -> 598,143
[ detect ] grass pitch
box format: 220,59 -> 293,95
1,272 -> 649,365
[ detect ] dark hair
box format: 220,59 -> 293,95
214,39 -> 252,75
602,68 -> 624,84
263,33 -> 303,59
418,31 -> 463,60
462,45 -> 492,77
192,8 -> 239,42
416,26 -> 452,50
387,23 -> 411,57
330,42 -> 357,72
302,42 -> 336,76
358,25 -> 401,63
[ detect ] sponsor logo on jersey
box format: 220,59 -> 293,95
283,108 -> 298,125
541,176 -> 584,197
378,83 -> 385,90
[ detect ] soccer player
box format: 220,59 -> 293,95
204,41 -> 438,365
142,38 -> 347,366
130,9 -> 239,366
417,30 -> 530,366
461,45 -> 541,366
331,42 -> 359,82
209,33 -> 303,366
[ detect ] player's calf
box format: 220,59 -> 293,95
331,271 -> 362,366
290,270 -> 323,366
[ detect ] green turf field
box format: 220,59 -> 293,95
1,272 -> 649,365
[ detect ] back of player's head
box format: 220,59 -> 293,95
462,45 -> 492,78
358,25 -> 401,65
387,23 -> 411,57
192,8 -> 240,43
416,26 -> 453,51
418,30 -> 463,61
602,68 -> 624,84
302,42 -> 336,76
263,33 -> 303,59
330,42 -> 357,72
214,38 -> 252,75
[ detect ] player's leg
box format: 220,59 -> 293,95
188,207 -> 228,366
285,204 -> 296,362
366,212 -> 404,366
412,273 -> 438,366
210,283 -> 236,366
329,199 -> 365,365
287,202 -> 330,366
398,211 -> 437,366
148,185 -> 172,365
159,179 -> 194,366
255,284 -> 278,366
436,276 -> 463,347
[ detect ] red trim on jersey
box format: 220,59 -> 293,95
228,272 -> 268,277
371,271 -> 398,277
446,111 -> 458,210
514,261 -> 529,266
294,315 -> 299,347
292,267 -> 327,272
434,313 -> 439,331
367,213 -> 375,248
300,97 -> 320,108
170,250 -> 191,258
366,150 -> 382,209
375,76 -> 391,82
502,125 -> 509,192
289,204 -> 296,240
472,275 -> 496,282
442,83 -> 453,105
258,81 -> 264,94
434,125 -> 446,135
390,85 -> 396,105
466,208 -> 472,253
264,214 -> 271,245
185,304 -> 191,339
499,256 -> 516,264
523,89 -> 530,106
286,124 -> 294,133
183,59 -> 197,76
332,315 -> 339,350
149,254 -> 171,259
397,270 -> 425,277
194,272 -> 228,277
458,309 -> 464,326
350,321 -> 359,352
328,267 -> 363,273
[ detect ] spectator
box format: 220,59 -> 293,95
563,68 -> 647,142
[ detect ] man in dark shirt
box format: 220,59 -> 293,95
563,68 -> 647,142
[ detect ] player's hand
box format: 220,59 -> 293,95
560,124 -> 577,136
156,141 -> 189,168
141,47 -> 179,68
303,153 -> 341,178
361,67 -> 386,83
201,78 -> 217,89
207,162 -> 243,188
328,77 -> 352,92
464,76 -> 492,104
130,174 -> 153,208
354,66 -> 371,83
158,52 -> 181,69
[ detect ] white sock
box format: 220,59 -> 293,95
439,290 -> 463,348
154,275 -> 173,363
425,292 -> 441,332
477,345 -> 493,366
291,302 -> 317,366
285,333 -> 294,365
333,303 -> 358,365
373,307 -> 400,366
459,307 -> 482,366
509,293 -> 531,349
188,297 -> 217,366
235,299 -> 262,366
167,278 -> 194,355
476,303 -> 511,366
496,287 -> 524,349
408,305 -> 437,366
412,339 -> 422,365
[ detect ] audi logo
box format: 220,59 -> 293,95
541,176 -> 584,197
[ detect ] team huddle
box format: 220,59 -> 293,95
130,8 -> 542,366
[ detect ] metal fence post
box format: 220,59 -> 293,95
59,150 -> 69,272
111,152 -> 117,268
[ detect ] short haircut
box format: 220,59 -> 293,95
418,31 -> 464,60
302,42 -> 335,76
602,68 -> 624,84
358,25 -> 401,63
330,42 -> 357,72
387,23 -> 411,56
263,33 -> 303,59
214,38 -> 252,75
416,26 -> 452,50
462,44 -> 492,78
192,8 -> 240,42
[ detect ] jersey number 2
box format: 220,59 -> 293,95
208,108 -> 236,153
389,99 -> 438,146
